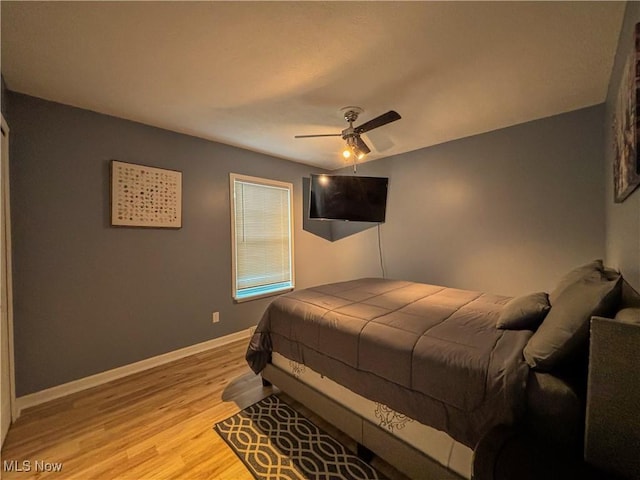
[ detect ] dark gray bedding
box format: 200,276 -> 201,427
246,278 -> 535,448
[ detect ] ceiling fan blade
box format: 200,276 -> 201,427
294,133 -> 342,138
354,136 -> 371,155
354,110 -> 401,134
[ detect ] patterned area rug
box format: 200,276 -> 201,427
214,395 -> 386,480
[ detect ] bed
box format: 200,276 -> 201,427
246,260 -> 625,479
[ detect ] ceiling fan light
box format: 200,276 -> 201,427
351,144 -> 366,160
343,136 -> 366,160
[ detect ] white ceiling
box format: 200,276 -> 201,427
1,1 -> 626,170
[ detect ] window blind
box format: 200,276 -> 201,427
231,175 -> 294,301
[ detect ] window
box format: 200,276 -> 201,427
230,174 -> 294,301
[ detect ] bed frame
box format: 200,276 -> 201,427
261,362 -> 465,480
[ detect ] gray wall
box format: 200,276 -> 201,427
6,92 -> 382,396
6,91 -> 614,395
357,106 -> 606,297
605,2 -> 640,292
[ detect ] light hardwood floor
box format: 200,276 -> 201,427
1,338 -> 406,479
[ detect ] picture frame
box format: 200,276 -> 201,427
110,160 -> 182,228
612,22 -> 640,203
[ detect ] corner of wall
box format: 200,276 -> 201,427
1,75 -> 8,118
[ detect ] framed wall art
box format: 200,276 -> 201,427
111,160 -> 182,228
612,22 -> 640,203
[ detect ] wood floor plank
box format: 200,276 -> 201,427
1,338 -> 406,479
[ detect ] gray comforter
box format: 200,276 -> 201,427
246,278 -> 533,448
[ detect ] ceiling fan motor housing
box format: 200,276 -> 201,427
341,107 -> 361,139
343,109 -> 360,124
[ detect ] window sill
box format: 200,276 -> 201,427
233,286 -> 294,303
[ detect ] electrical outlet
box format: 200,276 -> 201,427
212,311 -> 220,323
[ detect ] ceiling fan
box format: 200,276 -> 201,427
295,107 -> 401,161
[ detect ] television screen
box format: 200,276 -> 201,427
309,174 -> 389,222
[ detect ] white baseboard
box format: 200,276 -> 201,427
15,328 -> 253,417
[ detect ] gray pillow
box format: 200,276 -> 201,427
524,271 -> 622,371
497,292 -> 550,330
549,259 -> 603,305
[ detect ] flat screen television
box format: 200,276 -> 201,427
309,174 -> 389,222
